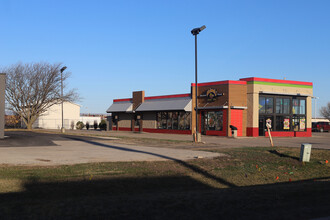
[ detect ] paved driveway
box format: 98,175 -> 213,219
44,129 -> 330,149
0,131 -> 222,166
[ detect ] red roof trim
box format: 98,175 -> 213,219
191,80 -> 246,87
113,98 -> 132,102
239,77 -> 313,86
145,93 -> 191,100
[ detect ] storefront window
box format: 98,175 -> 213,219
299,117 -> 306,131
205,111 -> 223,131
259,95 -> 306,133
293,99 -> 299,114
293,116 -> 306,131
265,98 -> 273,114
167,112 -> 172,129
215,111 -> 223,131
276,98 -> 290,114
157,112 -> 161,129
157,111 -> 191,130
259,97 -> 273,114
259,97 -> 265,114
172,112 -> 178,130
275,116 -> 290,131
184,112 -> 191,130
161,112 -> 167,129
300,100 -> 306,115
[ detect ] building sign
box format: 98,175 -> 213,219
300,118 -> 306,130
207,89 -> 217,102
200,88 -> 223,102
283,118 -> 290,130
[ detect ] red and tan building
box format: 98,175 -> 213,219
107,77 -> 313,137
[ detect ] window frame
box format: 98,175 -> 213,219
156,111 -> 191,130
259,94 -> 307,132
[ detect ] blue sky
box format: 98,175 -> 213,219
1,0 -> 329,116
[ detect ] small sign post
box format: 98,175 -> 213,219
266,118 -> 274,147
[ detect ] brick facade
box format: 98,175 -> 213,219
107,77 -> 313,138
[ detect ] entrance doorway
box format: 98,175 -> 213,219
200,110 -> 224,135
259,116 -> 273,136
201,112 -> 206,135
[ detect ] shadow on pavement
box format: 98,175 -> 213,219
0,131 -> 107,147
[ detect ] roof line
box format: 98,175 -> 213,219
240,77 -> 313,86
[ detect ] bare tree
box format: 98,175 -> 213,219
3,62 -> 79,130
320,102 -> 330,121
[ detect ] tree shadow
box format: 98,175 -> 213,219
0,175 -> 329,219
65,135 -> 237,188
268,149 -> 300,161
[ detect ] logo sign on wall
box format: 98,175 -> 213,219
200,88 -> 223,102
207,89 -> 217,102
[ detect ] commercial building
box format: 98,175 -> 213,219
32,102 -> 80,130
106,77 -> 313,137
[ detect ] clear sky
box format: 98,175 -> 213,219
1,0 -> 329,116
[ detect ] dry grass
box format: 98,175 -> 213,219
0,146 -> 329,219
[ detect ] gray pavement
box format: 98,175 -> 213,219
1,130 -> 329,166
0,131 -> 222,166
47,129 -> 330,149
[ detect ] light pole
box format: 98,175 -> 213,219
191,25 -> 206,142
312,96 -> 319,119
60,66 -> 67,133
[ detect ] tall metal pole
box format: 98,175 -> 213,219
60,66 -> 67,133
191,25 -> 206,142
313,96 -> 319,119
61,70 -> 64,132
195,34 -> 199,140
315,97 -> 319,119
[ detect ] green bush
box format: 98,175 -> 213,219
99,119 -> 107,130
76,121 -> 85,130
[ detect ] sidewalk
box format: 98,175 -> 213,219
39,129 -> 330,149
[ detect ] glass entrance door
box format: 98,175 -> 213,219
259,116 -> 265,136
259,116 -> 273,136
201,111 -> 206,135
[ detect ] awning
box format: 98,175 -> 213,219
106,102 -> 133,113
136,97 -> 192,112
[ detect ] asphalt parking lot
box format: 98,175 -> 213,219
40,129 -> 330,149
0,130 -> 329,166
0,131 -> 222,166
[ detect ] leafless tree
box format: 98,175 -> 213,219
320,102 -> 330,121
2,62 -> 79,130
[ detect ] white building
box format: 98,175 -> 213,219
32,102 -> 80,129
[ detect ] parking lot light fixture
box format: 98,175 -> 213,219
191,25 -> 206,142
